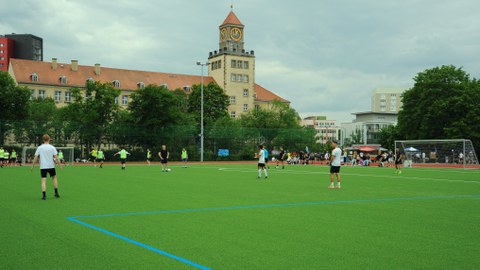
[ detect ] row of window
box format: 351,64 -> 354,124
229,105 -> 261,118
211,60 -> 222,70
30,73 -> 154,90
231,74 -> 249,83
30,90 -> 130,105
379,105 -> 397,112
231,60 -> 249,69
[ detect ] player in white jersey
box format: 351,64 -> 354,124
329,140 -> 342,189
31,134 -> 62,200
255,145 -> 268,179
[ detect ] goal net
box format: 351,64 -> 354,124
22,146 -> 75,166
395,139 -> 479,169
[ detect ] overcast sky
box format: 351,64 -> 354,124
2,0 -> 479,123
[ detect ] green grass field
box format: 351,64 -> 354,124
1,163 -> 479,270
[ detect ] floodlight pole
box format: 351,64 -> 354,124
197,61 -> 209,162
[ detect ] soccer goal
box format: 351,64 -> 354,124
395,139 -> 479,169
22,146 -> 75,166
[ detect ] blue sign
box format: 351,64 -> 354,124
218,149 -> 229,157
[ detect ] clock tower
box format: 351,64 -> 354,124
208,10 -> 255,118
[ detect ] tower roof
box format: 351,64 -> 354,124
221,11 -> 243,26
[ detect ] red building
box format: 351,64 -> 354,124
0,36 -> 15,71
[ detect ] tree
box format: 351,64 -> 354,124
188,82 -> 230,128
0,71 -> 31,144
60,81 -> 120,151
378,125 -> 401,150
13,98 -> 58,145
397,65 -> 480,151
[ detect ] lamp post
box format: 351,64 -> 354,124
196,61 -> 209,162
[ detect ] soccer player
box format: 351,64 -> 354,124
146,148 -> 152,166
30,134 -> 62,200
114,147 -> 130,170
90,147 -> 98,167
97,148 -> 105,168
58,150 -> 65,165
181,147 -> 188,168
264,147 -> 270,169
4,150 -> 9,166
10,149 -> 17,166
158,145 -> 169,172
395,148 -> 404,174
256,145 -> 268,179
0,147 -> 4,168
329,140 -> 342,189
276,147 -> 286,169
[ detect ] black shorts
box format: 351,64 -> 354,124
40,168 -> 56,178
330,166 -> 340,174
121,159 -> 127,164
265,158 -> 269,163
258,163 -> 265,168
96,158 -> 103,162
395,160 -> 402,165
161,159 -> 168,164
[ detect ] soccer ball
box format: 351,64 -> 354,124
167,168 -> 172,172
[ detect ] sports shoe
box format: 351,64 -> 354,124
55,194 -> 60,198
265,176 -> 268,179
398,171 -> 402,174
336,186 -> 341,189
328,185 -> 335,189
42,196 -> 46,200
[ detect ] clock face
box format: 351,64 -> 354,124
230,27 -> 242,42
220,28 -> 227,41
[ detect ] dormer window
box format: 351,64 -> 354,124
31,73 -> 39,82
137,82 -> 145,89
183,85 -> 191,92
160,83 -> 168,89
113,80 -> 121,88
86,77 -> 94,83
59,76 -> 67,84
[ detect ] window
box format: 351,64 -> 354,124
122,95 -> 128,105
218,60 -> 222,69
183,85 -> 191,92
244,75 -> 249,83
237,74 -> 243,82
113,80 -> 121,88
137,82 -> 145,89
114,96 -> 118,105
65,91 -> 71,103
212,62 -> 217,70
54,91 -> 61,102
0,64 -> 3,68
237,61 -> 242,69
0,50 -> 3,54
243,104 -> 248,111
160,83 -> 168,89
231,74 -> 236,82
31,73 -> 39,82
0,43 -> 3,47
231,60 -> 237,68
30,90 -> 35,100
380,94 -> 386,100
59,76 -> 67,84
390,106 -> 397,112
243,89 -> 249,97
0,57 -> 4,60
38,90 -> 45,99
230,111 -> 236,118
380,106 -> 386,112
86,77 -> 94,83
244,61 -> 249,69
230,96 -> 236,104
255,105 -> 260,110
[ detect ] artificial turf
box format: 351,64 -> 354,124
1,163 -> 479,269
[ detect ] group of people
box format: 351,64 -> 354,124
0,147 -> 19,167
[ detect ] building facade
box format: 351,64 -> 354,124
371,87 -> 406,113
4,34 -> 43,62
7,11 -> 288,114
0,36 -> 15,71
341,112 -> 398,145
301,116 -> 340,144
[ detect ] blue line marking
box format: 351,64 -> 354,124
67,217 -> 212,270
71,194 -> 480,219
67,193 -> 480,269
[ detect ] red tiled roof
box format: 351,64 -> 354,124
254,84 -> 289,103
9,58 -> 215,90
221,11 -> 243,26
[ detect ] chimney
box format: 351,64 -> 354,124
52,58 -> 57,70
71,60 -> 78,71
94,63 -> 101,76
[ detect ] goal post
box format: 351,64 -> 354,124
22,146 -> 75,166
395,139 -> 479,169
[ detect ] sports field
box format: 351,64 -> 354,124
1,163 -> 479,270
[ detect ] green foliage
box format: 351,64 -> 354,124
397,65 -> 480,152
378,125 -> 401,150
0,71 -> 31,144
13,98 -> 58,145
188,82 -> 230,127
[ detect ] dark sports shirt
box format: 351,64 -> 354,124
395,151 -> 404,161
279,150 -> 285,160
160,150 -> 168,159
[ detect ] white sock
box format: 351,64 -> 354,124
258,169 -> 262,177
264,169 -> 268,177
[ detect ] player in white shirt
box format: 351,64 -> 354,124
329,140 -> 342,189
255,145 -> 268,179
30,134 -> 62,200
